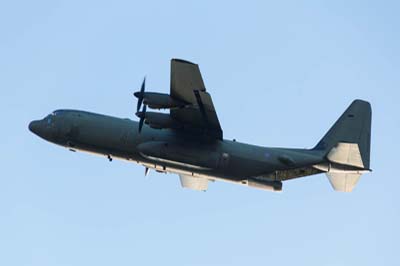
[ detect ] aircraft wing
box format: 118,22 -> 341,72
170,59 -> 223,139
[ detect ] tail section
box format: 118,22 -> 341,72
325,172 -> 363,193
313,100 -> 372,192
327,142 -> 365,169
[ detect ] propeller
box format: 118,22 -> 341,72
137,104 -> 146,133
134,77 -> 147,133
134,77 -> 146,112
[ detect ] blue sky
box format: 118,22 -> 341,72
1,1 -> 399,265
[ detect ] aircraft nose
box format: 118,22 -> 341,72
29,120 -> 40,134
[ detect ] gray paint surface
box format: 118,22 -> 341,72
28,60 -> 372,192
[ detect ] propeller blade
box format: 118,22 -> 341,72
138,104 -> 146,133
138,117 -> 144,133
144,167 -> 150,177
135,77 -> 146,112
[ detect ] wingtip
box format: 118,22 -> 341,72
171,58 -> 197,65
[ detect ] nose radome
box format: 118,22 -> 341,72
29,120 -> 40,134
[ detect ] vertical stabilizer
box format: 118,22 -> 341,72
314,100 -> 372,169
313,100 -> 372,192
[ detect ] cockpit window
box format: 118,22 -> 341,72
44,114 -> 55,126
53,110 -> 69,116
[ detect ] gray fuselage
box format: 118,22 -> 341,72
29,109 -> 324,187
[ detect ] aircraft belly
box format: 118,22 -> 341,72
62,121 -> 307,184
137,141 -> 220,169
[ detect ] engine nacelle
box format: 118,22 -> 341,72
141,92 -> 188,109
142,112 -> 182,130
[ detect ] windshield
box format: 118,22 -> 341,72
52,110 -> 66,116
45,114 -> 54,126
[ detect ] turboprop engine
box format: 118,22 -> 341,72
133,78 -> 189,132
135,111 -> 182,130
134,91 -> 188,109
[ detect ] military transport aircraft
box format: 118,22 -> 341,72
29,59 -> 372,192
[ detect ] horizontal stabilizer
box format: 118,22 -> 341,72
327,142 -> 364,168
326,172 -> 361,192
